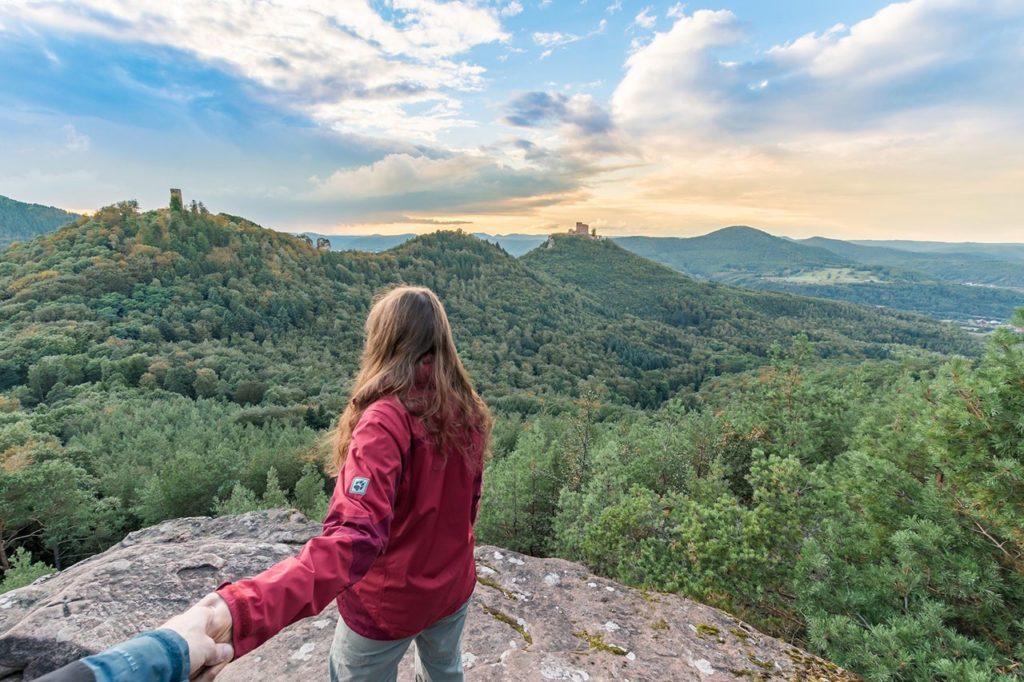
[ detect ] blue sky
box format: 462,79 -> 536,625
0,0 -> 1021,240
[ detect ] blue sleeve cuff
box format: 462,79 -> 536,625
81,629 -> 189,682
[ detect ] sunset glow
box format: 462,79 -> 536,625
1,0 -> 1021,240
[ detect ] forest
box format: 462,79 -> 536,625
615,228 -> 1024,325
0,200 -> 1020,680
0,195 -> 79,252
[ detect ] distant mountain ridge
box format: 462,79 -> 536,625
850,239 -> 1024,264
612,227 -> 850,280
799,236 -> 1024,288
610,227 -> 1024,325
0,195 -> 80,250
297,232 -> 416,252
283,225 -> 1024,325
9,197 -> 1020,325
298,231 -> 547,256
521,234 -> 975,364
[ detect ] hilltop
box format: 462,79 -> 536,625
613,226 -> 850,281
298,232 -> 415,252
523,234 -> 975,360
611,226 -> 1024,324
14,205 -> 1022,325
296,231 -> 547,257
0,195 -> 80,251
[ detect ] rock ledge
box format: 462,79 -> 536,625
0,510 -> 859,681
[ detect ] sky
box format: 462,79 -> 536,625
0,0 -> 1022,241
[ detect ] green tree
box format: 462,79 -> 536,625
0,459 -> 97,569
193,368 -> 219,398
294,462 -> 330,520
213,483 -> 262,516
234,381 -> 267,406
260,467 -> 288,508
0,547 -> 54,593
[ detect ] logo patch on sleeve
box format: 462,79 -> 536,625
349,477 -> 370,495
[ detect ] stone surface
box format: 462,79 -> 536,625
0,510 -> 860,681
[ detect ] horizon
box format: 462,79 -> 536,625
1,1 -> 1022,241
12,192 -> 1024,245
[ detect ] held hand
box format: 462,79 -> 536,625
159,593 -> 234,681
196,592 -> 234,646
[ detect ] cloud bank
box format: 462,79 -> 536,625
1,0 -> 1022,238
603,0 -> 1024,237
1,0 -> 506,140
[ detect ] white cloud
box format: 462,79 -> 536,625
666,3 -> 685,19
0,0 -> 508,141
533,31 -> 579,48
613,9 -> 741,133
62,124 -> 89,152
501,1 -> 523,17
604,0 -> 1024,238
532,18 -> 605,57
305,150 -> 588,216
606,0 -> 621,14
309,154 -> 487,200
633,8 -> 656,30
613,1 -> 1024,143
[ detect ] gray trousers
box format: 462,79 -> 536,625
328,598 -> 471,682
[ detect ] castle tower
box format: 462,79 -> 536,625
169,188 -> 183,211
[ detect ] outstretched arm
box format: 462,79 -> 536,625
215,401 -> 409,658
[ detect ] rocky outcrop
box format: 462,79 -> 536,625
0,510 -> 859,681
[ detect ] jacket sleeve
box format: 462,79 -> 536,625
216,401 -> 410,658
35,630 -> 189,682
33,662 -> 95,682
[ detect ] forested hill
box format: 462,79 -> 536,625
0,195 -> 80,251
613,226 -> 850,280
0,203 -> 975,416
850,238 -> 1024,263
800,236 -> 1024,288
611,227 -> 1024,324
523,235 -> 977,360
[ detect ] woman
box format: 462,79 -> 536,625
209,286 -> 492,681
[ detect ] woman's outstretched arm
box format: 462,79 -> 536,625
214,400 -> 410,658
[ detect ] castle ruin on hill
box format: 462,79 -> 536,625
546,221 -> 598,247
570,221 -> 596,238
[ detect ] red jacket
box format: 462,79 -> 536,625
217,394 -> 483,657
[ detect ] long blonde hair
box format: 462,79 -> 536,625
329,286 -> 491,475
